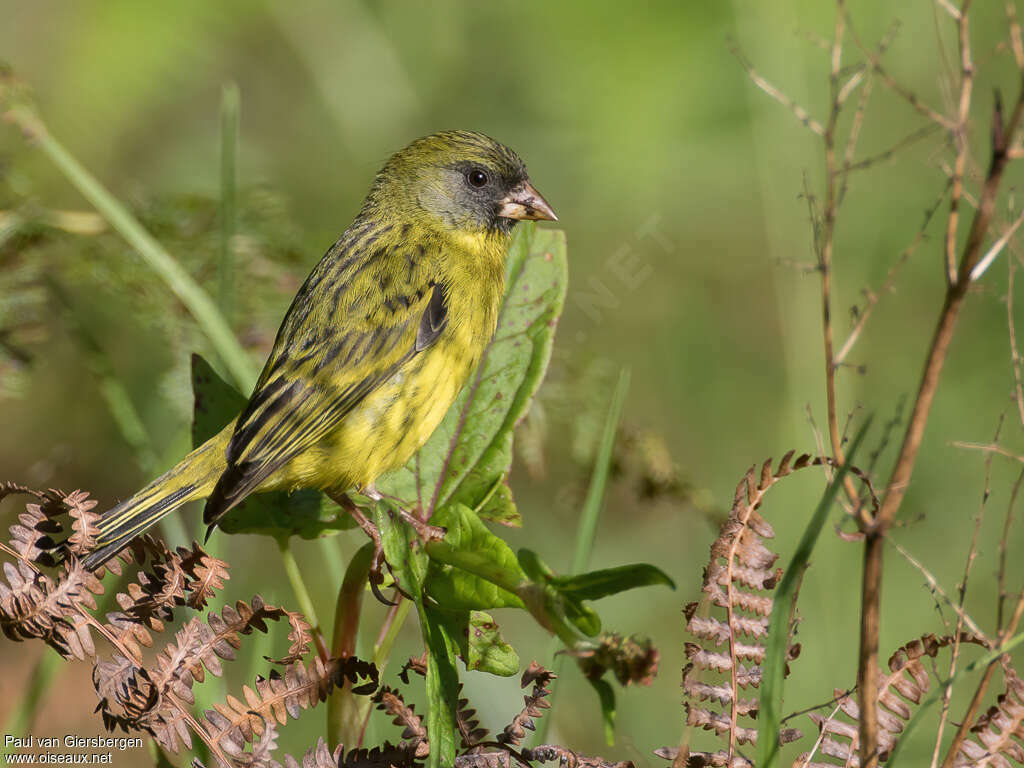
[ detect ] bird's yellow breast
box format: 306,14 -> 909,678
271,235 -> 505,496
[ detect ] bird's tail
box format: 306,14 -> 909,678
81,426 -> 232,570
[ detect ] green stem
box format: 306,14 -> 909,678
536,368 -> 630,744
570,368 -> 631,574
218,83 -> 239,319
374,597 -> 412,668
3,104 -> 257,392
277,538 -> 326,656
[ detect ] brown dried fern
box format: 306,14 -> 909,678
0,485 -> 380,768
497,660 -> 556,747
796,633 -> 985,766
670,452 -> 877,767
953,665 -> 1024,766
203,656 -> 379,756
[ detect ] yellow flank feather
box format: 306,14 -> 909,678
82,130 -> 556,570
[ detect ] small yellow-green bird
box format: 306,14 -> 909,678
82,131 -> 556,570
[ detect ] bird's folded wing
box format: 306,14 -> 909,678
203,256 -> 447,524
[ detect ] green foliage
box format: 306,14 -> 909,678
426,503 -> 526,611
550,563 -> 675,601
420,603 -> 460,768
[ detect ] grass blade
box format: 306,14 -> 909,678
535,366 -> 631,745
218,82 -> 239,318
3,103 -> 257,391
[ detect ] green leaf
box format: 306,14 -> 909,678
551,563 -> 676,601
516,548 -> 554,583
433,609 -> 519,677
562,596 -> 601,637
190,354 -> 355,538
426,504 -> 526,610
377,224 -> 568,526
756,418 -> 873,768
465,610 -> 518,676
375,503 -> 428,597
420,604 -> 460,768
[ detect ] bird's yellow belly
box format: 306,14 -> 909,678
271,338 -> 476,494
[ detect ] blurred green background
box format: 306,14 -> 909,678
2,1 -> 1023,764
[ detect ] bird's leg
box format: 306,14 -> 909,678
395,506 -> 447,544
360,483 -> 446,543
327,489 -> 396,605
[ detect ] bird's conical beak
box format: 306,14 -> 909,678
497,181 -> 558,222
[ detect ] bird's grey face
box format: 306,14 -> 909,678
409,132 -> 557,234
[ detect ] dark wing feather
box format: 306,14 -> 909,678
416,283 -> 448,351
203,228 -> 446,526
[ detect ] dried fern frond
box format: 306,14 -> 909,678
498,661 -> 556,747
0,557 -> 104,658
374,685 -> 429,758
953,666 -> 1024,766
462,745 -> 635,768
204,656 -> 379,756
671,451 -> 868,767
455,685 -> 490,750
98,539 -> 231,659
150,597 -> 291,705
3,485 -> 101,566
796,633 -> 984,766
265,610 -> 314,665
652,747 -> 750,767
280,737 -> 421,768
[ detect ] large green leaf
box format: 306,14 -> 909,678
432,609 -> 519,677
426,504 -> 526,610
551,563 -> 675,601
190,354 -> 354,538
376,223 -> 568,526
420,603 -> 460,768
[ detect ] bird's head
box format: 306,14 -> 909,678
372,130 -> 556,237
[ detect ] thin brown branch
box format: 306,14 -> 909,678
929,414 -> 1000,768
730,45 -> 825,136
837,72 -> 874,207
1008,257 -> 1024,426
844,122 -> 942,173
969,205 -> 1024,281
845,10 -> 956,131
859,33 -> 1024,768
815,2 -> 869,524
935,0 -> 962,20
835,183 -> 949,366
950,440 -> 1024,462
1009,1 -> 1024,71
944,1 -> 976,287
797,698 -> 847,768
890,541 -> 987,641
998,468 -> 1024,631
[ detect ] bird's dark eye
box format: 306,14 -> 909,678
467,169 -> 488,188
